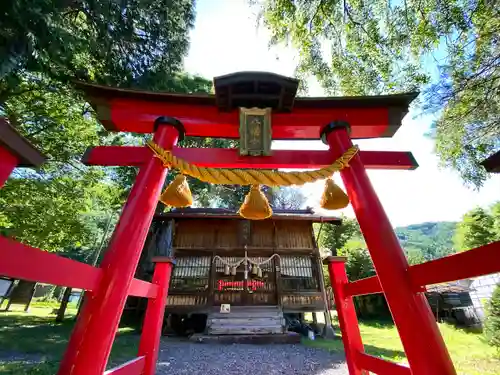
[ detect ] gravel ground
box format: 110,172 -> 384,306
156,339 -> 348,375
0,350 -> 46,364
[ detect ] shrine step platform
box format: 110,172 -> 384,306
207,305 -> 285,335
189,332 -> 301,345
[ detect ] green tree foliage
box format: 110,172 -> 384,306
0,80 -> 125,252
317,216 -> 361,254
257,0 -> 500,187
406,248 -> 427,265
338,239 -> 375,281
318,217 -> 372,284
1,0 -> 195,92
490,201 -> 500,241
320,218 -> 459,280
4,80 -> 112,162
320,218 -> 459,262
484,284 -> 500,352
454,206 -> 496,251
0,0 -> 200,254
1,0 -> 198,163
0,168 -> 121,251
395,221 -> 457,260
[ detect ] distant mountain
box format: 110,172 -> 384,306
395,221 -> 458,260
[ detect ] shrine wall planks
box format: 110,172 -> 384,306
129,208 -> 340,315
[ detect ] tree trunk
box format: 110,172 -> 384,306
24,283 -> 37,312
56,287 -> 72,322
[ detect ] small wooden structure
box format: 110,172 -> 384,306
135,208 -> 339,320
426,283 -> 480,327
481,149 -> 500,173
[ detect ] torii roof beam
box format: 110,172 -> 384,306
75,81 -> 418,140
82,146 -> 418,170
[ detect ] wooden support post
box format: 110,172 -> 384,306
310,220 -> 335,338
272,222 -> 283,308
312,311 -> 318,326
24,282 -> 37,313
324,256 -> 365,375
138,257 -> 175,375
208,252 -> 216,310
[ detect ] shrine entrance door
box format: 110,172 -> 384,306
212,255 -> 278,306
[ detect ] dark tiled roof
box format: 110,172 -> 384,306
153,207 -> 341,224
74,80 -> 417,111
426,282 -> 472,294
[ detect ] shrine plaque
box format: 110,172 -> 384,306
220,304 -> 231,314
239,107 -> 272,156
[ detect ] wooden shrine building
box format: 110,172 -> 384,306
130,207 -> 340,335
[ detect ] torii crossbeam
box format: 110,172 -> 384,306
83,145 -> 418,170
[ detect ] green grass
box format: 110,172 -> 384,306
2,305 -> 499,374
304,319 -> 500,375
0,302 -> 140,375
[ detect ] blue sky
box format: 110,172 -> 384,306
184,0 -> 499,227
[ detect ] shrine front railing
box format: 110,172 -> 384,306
279,254 -> 324,311
167,254 -> 211,309
166,252 -> 325,310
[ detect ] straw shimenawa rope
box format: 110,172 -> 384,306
147,141 -> 359,187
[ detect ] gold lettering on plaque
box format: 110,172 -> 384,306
239,108 -> 272,156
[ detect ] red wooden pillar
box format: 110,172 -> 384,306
58,122 -> 180,375
324,256 -> 365,375
322,122 -> 456,375
138,256 -> 175,375
0,147 -> 18,188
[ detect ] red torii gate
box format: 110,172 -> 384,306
0,72 -> 499,375
0,118 -> 46,186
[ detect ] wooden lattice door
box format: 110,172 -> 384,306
212,256 -> 278,306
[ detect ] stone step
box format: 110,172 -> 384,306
213,305 -> 281,311
210,311 -> 283,319
207,305 -> 285,336
209,326 -> 284,335
207,321 -> 284,328
210,322 -> 282,330
211,306 -> 280,313
209,317 -> 284,326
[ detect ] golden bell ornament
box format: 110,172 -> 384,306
159,174 -> 193,207
238,185 -> 273,220
320,178 -> 350,210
